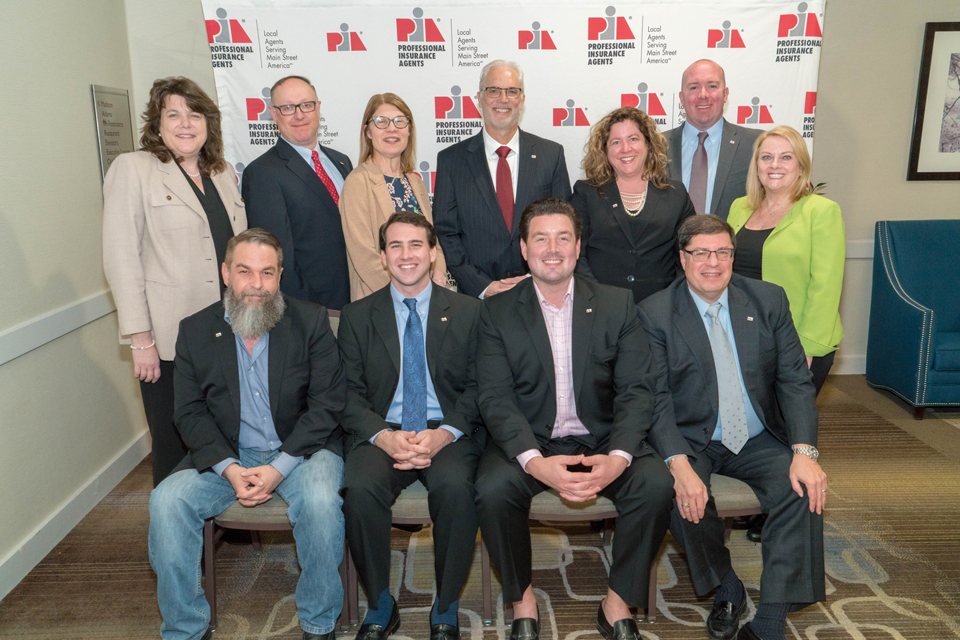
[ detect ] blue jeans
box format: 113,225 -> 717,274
149,448 -> 345,640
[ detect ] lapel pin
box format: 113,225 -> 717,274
531,154 -> 537,159
612,203 -> 618,208
441,317 -> 448,322
746,317 -> 754,322
215,332 -> 222,337
729,140 -> 735,144
586,309 -> 593,313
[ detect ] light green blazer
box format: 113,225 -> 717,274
727,193 -> 844,357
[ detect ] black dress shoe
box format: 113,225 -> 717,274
509,615 -> 539,640
736,623 -> 763,640
304,631 -> 336,640
596,604 -> 641,640
706,587 -> 747,640
746,514 -> 767,543
430,623 -> 460,640
355,600 -> 400,640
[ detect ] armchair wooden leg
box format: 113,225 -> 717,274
203,520 -> 217,630
914,406 -> 926,420
481,538 -> 493,626
646,555 -> 658,622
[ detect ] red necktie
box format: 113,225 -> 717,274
311,150 -> 340,206
495,146 -> 514,231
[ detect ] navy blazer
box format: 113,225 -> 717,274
173,297 -> 346,472
337,284 -> 486,454
433,130 -> 572,297
571,178 -> 695,303
477,276 -> 657,460
665,119 -> 760,220
638,275 -> 817,459
242,138 -> 354,310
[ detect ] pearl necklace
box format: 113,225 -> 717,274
620,186 -> 648,217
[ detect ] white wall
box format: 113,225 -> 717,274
815,0 -> 960,373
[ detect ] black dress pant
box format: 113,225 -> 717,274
671,431 -> 825,604
342,435 -> 482,612
140,359 -> 188,487
810,351 -> 835,396
474,441 -> 674,607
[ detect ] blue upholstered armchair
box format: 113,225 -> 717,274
866,220 -> 960,419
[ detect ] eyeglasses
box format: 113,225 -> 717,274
368,115 -> 410,129
482,86 -> 523,99
272,101 -> 318,116
682,248 -> 735,262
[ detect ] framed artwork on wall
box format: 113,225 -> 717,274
908,22 -> 960,180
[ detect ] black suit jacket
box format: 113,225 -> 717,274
637,275 -> 817,459
433,130 -> 572,296
477,276 -> 657,460
242,138 -> 354,310
173,296 -> 346,472
337,283 -> 486,454
665,119 -> 761,220
571,179 -> 695,303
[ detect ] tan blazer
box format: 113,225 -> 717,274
102,151 -> 247,360
339,158 -> 447,301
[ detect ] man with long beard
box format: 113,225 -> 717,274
148,228 -> 347,640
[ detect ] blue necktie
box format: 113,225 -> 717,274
401,298 -> 427,433
706,303 -> 748,454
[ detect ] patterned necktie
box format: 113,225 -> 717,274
495,145 -> 514,231
705,303 -> 748,454
401,298 -> 427,433
311,150 -> 340,205
689,131 -> 709,215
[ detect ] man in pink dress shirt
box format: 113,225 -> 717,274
474,198 -> 674,640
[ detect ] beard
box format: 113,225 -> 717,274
223,286 -> 286,339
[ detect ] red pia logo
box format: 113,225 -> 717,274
708,21 -> 745,48
554,100 -> 590,126
327,23 -> 366,51
397,8 -> 444,42
621,83 -> 666,116
804,91 -> 817,115
435,86 -> 481,119
519,21 -> 556,50
588,6 -> 634,40
206,8 -> 252,44
246,88 -> 272,121
778,3 -> 822,38
737,98 -> 773,125
418,161 -> 437,194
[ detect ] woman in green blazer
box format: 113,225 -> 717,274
727,125 -> 844,395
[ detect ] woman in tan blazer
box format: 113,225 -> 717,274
102,77 -> 246,485
339,93 -> 449,301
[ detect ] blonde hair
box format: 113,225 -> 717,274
581,107 -> 670,189
745,126 -> 812,210
358,93 -> 417,174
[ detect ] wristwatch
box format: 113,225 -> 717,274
792,445 -> 819,462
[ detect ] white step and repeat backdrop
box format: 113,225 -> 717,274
200,0 -> 825,192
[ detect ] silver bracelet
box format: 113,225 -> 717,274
130,340 -> 156,350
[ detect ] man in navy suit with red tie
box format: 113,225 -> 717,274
433,60 -> 572,298
243,75 -> 354,310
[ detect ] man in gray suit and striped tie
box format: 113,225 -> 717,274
665,60 -> 761,220
638,215 -> 826,640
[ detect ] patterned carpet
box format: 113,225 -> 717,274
1,400 -> 959,639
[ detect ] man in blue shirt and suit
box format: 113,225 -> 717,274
665,60 -> 761,219
148,228 -> 347,640
638,215 -> 826,640
338,213 -> 485,640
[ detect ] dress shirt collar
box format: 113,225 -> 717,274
390,280 -> 433,318
482,127 -> 520,159
280,134 -> 322,165
533,277 -> 575,312
682,117 -> 724,144
688,286 -> 731,320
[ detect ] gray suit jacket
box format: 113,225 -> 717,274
665,119 -> 760,220
638,275 -> 817,460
